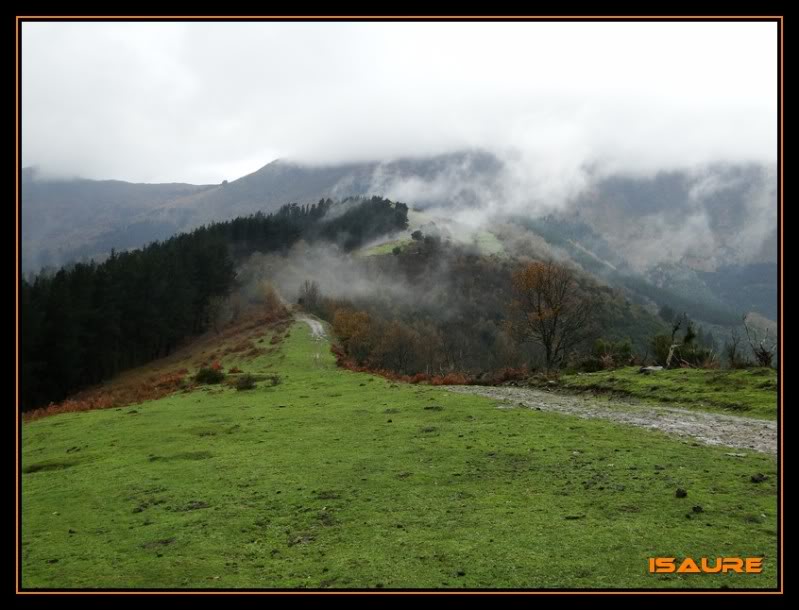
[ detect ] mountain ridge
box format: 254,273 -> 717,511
21,152 -> 778,324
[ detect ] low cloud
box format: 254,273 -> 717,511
22,21 -> 776,185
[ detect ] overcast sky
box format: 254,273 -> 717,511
22,21 -> 777,184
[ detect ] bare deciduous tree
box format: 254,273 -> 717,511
372,321 -> 419,374
508,260 -> 594,370
665,312 -> 687,368
743,315 -> 777,368
298,279 -> 321,313
724,326 -> 744,368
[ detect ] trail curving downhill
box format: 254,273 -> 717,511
442,385 -> 777,456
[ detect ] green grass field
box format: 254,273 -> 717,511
556,367 -> 778,420
358,239 -> 413,257
473,230 -> 504,255
21,321 -> 778,589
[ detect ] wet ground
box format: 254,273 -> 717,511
442,385 -> 777,455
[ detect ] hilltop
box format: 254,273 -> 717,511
22,152 -> 777,328
22,315 -> 778,588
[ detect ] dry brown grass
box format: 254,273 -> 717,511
24,309 -> 293,422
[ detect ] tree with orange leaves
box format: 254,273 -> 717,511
332,308 -> 373,363
508,259 -> 594,370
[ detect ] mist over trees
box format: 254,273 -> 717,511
20,197 -> 409,411
21,192 -> 773,413
292,232 -> 667,380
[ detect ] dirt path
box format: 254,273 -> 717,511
297,316 -> 326,340
442,385 -> 777,456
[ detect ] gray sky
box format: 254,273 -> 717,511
22,21 -> 777,184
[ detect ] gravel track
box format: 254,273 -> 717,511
442,385 -> 777,455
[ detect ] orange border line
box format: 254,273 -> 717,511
778,14 -> 784,596
15,15 -> 787,19
15,15 -> 21,594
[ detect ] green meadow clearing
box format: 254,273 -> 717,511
21,320 -> 778,589
555,367 -> 778,421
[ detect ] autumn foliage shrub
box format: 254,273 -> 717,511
430,372 -> 472,386
195,367 -> 225,384
23,369 -> 190,422
491,366 -> 529,384
330,344 -> 476,386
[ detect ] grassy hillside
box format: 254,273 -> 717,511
22,320 -> 777,589
473,231 -> 504,255
358,239 -> 413,257
554,368 -> 777,420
